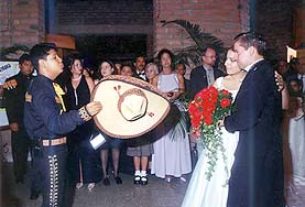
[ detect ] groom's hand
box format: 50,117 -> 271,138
274,71 -> 285,92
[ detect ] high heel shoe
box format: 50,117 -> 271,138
114,176 -> 122,184
87,183 -> 95,192
103,177 -> 110,186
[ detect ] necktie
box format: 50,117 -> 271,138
206,69 -> 214,86
138,71 -> 146,80
53,83 -> 66,112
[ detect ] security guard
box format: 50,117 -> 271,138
24,43 -> 102,207
3,54 -> 34,183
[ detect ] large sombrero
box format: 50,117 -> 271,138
92,75 -> 170,139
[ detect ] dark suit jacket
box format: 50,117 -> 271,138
189,65 -> 225,99
3,72 -> 33,126
224,60 -> 283,207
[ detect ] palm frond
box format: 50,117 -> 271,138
0,44 -> 30,60
162,19 -> 225,54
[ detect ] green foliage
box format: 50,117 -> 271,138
201,125 -> 228,181
162,19 -> 225,67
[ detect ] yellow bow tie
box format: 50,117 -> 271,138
53,83 -> 66,112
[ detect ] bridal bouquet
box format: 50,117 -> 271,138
188,86 -> 233,180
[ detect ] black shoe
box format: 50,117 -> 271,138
134,175 -> 141,185
114,176 -> 122,184
30,190 -> 40,200
103,177 -> 110,186
141,175 -> 148,185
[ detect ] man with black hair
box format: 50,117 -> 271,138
134,55 -> 147,81
3,54 -> 34,184
222,32 -> 284,207
24,43 -> 102,206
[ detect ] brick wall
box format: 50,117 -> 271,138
294,1 -> 305,47
255,0 -> 295,58
55,0 -> 153,35
153,0 -> 250,53
0,0 -> 45,48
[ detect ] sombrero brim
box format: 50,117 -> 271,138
92,75 -> 170,139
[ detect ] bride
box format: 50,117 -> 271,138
181,49 -> 246,207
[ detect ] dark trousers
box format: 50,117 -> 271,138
11,129 -> 31,181
32,144 -> 67,207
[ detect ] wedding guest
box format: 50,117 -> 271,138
134,55 -> 147,80
65,55 -> 100,192
3,54 -> 34,185
120,64 -> 135,77
124,63 -> 155,185
97,60 -> 123,185
175,62 -> 190,91
286,78 -> 305,187
151,48 -> 192,183
189,46 -> 225,99
145,62 -> 159,84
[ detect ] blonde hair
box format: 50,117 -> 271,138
145,62 -> 159,75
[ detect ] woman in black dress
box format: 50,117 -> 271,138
65,55 -> 100,191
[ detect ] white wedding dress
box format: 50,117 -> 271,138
182,77 -> 240,207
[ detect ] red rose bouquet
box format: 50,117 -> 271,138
188,86 -> 234,180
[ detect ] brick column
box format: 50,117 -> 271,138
0,0 -> 45,48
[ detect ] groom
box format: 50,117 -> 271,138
223,33 -> 284,207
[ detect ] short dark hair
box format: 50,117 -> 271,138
67,54 -> 84,69
134,55 -> 146,63
121,63 -> 135,75
234,32 -> 266,55
18,53 -> 31,65
30,43 -> 57,70
202,46 -> 216,56
176,62 -> 186,70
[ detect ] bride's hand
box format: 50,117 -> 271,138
217,119 -> 224,128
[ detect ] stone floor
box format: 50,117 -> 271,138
285,177 -> 305,207
2,162 -> 305,207
1,163 -> 188,207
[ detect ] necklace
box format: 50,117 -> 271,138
72,75 -> 82,81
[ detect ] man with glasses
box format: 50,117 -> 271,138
189,46 -> 224,99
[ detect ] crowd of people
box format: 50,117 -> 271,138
2,32 -> 305,207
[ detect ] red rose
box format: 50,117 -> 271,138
220,98 -> 231,108
204,115 -> 213,125
221,89 -> 230,96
